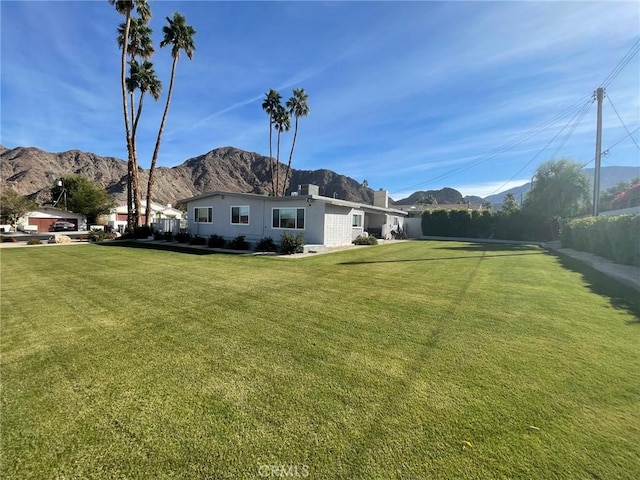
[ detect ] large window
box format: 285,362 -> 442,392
272,207 -> 305,229
194,207 -> 212,223
231,206 -> 249,224
352,213 -> 363,227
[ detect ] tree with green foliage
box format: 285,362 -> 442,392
145,12 -> 196,226
501,192 -> 520,214
273,104 -> 291,196
0,189 -> 37,230
600,177 -> 640,211
262,89 -> 282,196
110,0 -> 151,230
51,176 -> 116,224
524,159 -> 591,219
282,88 -> 310,195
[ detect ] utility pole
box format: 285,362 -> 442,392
592,87 -> 604,216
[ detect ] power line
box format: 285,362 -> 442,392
489,99 -> 594,195
600,38 -> 640,88
390,95 -> 592,194
579,126 -> 640,169
607,94 -> 640,150
549,98 -> 594,159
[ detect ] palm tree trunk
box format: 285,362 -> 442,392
268,120 -> 275,196
120,14 -> 135,231
282,116 -> 299,196
146,54 -> 178,226
276,130 -> 281,196
129,89 -> 142,227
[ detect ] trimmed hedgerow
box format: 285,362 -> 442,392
561,214 -> 640,266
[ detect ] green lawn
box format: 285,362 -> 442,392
1,241 -> 639,479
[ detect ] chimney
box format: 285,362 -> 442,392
373,189 -> 388,208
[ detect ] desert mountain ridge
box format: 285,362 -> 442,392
0,145 -> 381,206
2,144 -> 637,208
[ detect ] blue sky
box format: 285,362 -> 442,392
2,1 -> 639,199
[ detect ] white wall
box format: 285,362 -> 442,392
186,195 -> 327,245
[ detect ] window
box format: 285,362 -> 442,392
231,206 -> 249,224
272,207 -> 305,229
194,207 -> 212,223
352,214 -> 363,227
393,216 -> 399,226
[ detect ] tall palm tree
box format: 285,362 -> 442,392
110,0 -> 151,230
262,89 -> 281,196
273,105 -> 291,196
119,16 -> 154,227
282,88 -> 309,195
145,12 -> 196,226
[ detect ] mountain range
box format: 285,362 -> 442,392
0,145 -> 374,206
1,144 -> 637,207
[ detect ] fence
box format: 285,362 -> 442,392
152,218 -> 184,234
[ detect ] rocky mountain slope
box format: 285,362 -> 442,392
0,145 -> 373,205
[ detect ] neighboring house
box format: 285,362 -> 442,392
18,207 -> 87,233
107,201 -> 184,232
180,185 -> 407,249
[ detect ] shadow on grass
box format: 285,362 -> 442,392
95,241 -> 225,256
550,252 -> 640,322
427,242 -> 542,252
339,251 -> 544,265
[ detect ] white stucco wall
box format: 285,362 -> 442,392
186,195 -> 327,246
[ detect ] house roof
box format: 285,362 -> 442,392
178,191 -> 408,216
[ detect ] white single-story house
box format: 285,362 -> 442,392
107,200 -> 184,232
17,207 -> 87,233
179,185 -> 407,249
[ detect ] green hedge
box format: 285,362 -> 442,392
421,209 -> 555,242
560,214 -> 640,266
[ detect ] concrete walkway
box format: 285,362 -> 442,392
544,243 -> 640,293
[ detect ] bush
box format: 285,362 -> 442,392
87,229 -> 106,242
353,235 -> 378,245
229,235 -> 249,250
561,214 -> 640,266
133,225 -> 153,239
26,239 -> 42,245
189,235 -> 207,246
174,232 -> 191,243
279,232 -> 304,254
255,236 -> 277,252
208,234 -> 226,248
163,231 -> 174,242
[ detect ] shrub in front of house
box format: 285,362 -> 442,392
163,231 -> 174,242
189,235 -> 207,246
279,232 -> 304,254
174,232 -> 191,243
255,236 -> 277,252
229,235 -> 249,250
27,239 -> 42,245
208,234 -> 226,248
88,229 -> 106,242
353,235 -> 378,245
